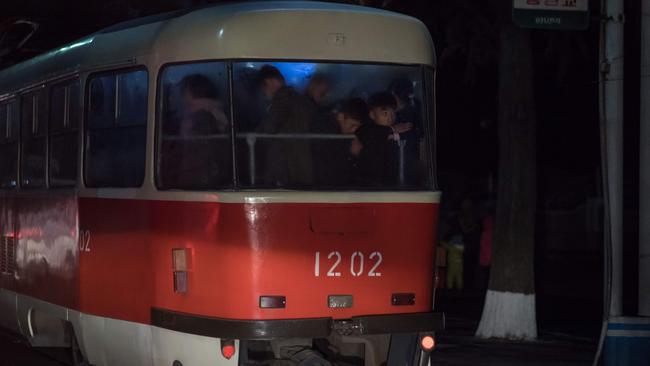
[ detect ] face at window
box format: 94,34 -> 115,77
369,107 -> 396,127
306,81 -> 330,106
336,112 -> 361,134
261,78 -> 284,100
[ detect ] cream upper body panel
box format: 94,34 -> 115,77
0,1 -> 435,97
151,1 -> 435,65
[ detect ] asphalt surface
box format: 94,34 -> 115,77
433,317 -> 597,366
0,329 -> 69,366
0,318 -> 597,366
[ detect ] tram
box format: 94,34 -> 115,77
0,2 -> 442,365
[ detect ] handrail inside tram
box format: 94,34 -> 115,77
162,132 -> 410,185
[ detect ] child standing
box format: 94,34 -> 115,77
355,92 -> 412,186
445,235 -> 465,290
322,98 -> 367,186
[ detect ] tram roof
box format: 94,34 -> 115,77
0,1 -> 435,96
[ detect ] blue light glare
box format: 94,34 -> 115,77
272,62 -> 317,90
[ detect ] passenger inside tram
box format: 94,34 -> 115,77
355,92 -> 413,186
335,98 -> 366,152
178,74 -> 229,135
326,97 -> 368,185
304,73 -> 332,112
151,61 -> 433,190
170,74 -> 226,188
255,64 -> 314,186
390,77 -> 423,184
159,67 -> 232,189
229,62 -> 430,189
306,73 -> 343,184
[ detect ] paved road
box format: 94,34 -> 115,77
0,330 -> 69,366
434,335 -> 596,366
433,317 -> 597,366
0,318 -> 597,366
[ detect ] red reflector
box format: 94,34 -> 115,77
421,335 -> 435,351
221,340 -> 235,359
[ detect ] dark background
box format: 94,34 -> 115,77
0,0 -> 643,342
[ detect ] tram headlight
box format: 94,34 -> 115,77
420,334 -> 436,352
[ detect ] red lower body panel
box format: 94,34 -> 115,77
74,199 -> 439,326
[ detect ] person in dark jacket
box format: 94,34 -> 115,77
304,74 -> 340,186
389,77 -> 422,184
327,98 -> 367,186
257,65 -> 315,187
355,92 -> 412,186
167,74 -> 229,189
179,74 -> 228,135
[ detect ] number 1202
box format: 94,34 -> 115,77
314,251 -> 383,277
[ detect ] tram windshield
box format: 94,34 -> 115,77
158,61 -> 433,191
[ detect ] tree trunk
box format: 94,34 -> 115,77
476,23 -> 537,340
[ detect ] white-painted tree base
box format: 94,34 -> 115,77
475,290 -> 538,340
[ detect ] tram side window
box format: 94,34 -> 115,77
85,69 -> 148,187
50,81 -> 80,187
21,92 -> 47,188
0,101 -> 19,189
157,62 -> 232,190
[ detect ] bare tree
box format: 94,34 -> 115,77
476,21 -> 538,340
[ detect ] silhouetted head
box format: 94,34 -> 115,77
336,98 -> 368,133
388,77 -> 414,108
305,73 -> 331,105
180,74 -> 218,104
257,64 -> 285,99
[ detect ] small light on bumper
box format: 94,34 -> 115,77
421,335 -> 435,351
220,339 -> 235,359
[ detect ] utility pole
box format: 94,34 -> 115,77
600,0 -> 650,364
602,0 -> 624,319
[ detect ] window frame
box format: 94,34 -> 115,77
423,66 -> 437,191
0,99 -> 20,190
154,60 -> 235,191
19,88 -> 47,189
49,78 -> 81,188
154,59 -> 436,192
83,66 -> 149,188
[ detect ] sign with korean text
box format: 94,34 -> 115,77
513,0 -> 590,30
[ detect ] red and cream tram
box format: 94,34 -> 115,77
0,2 -> 442,365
